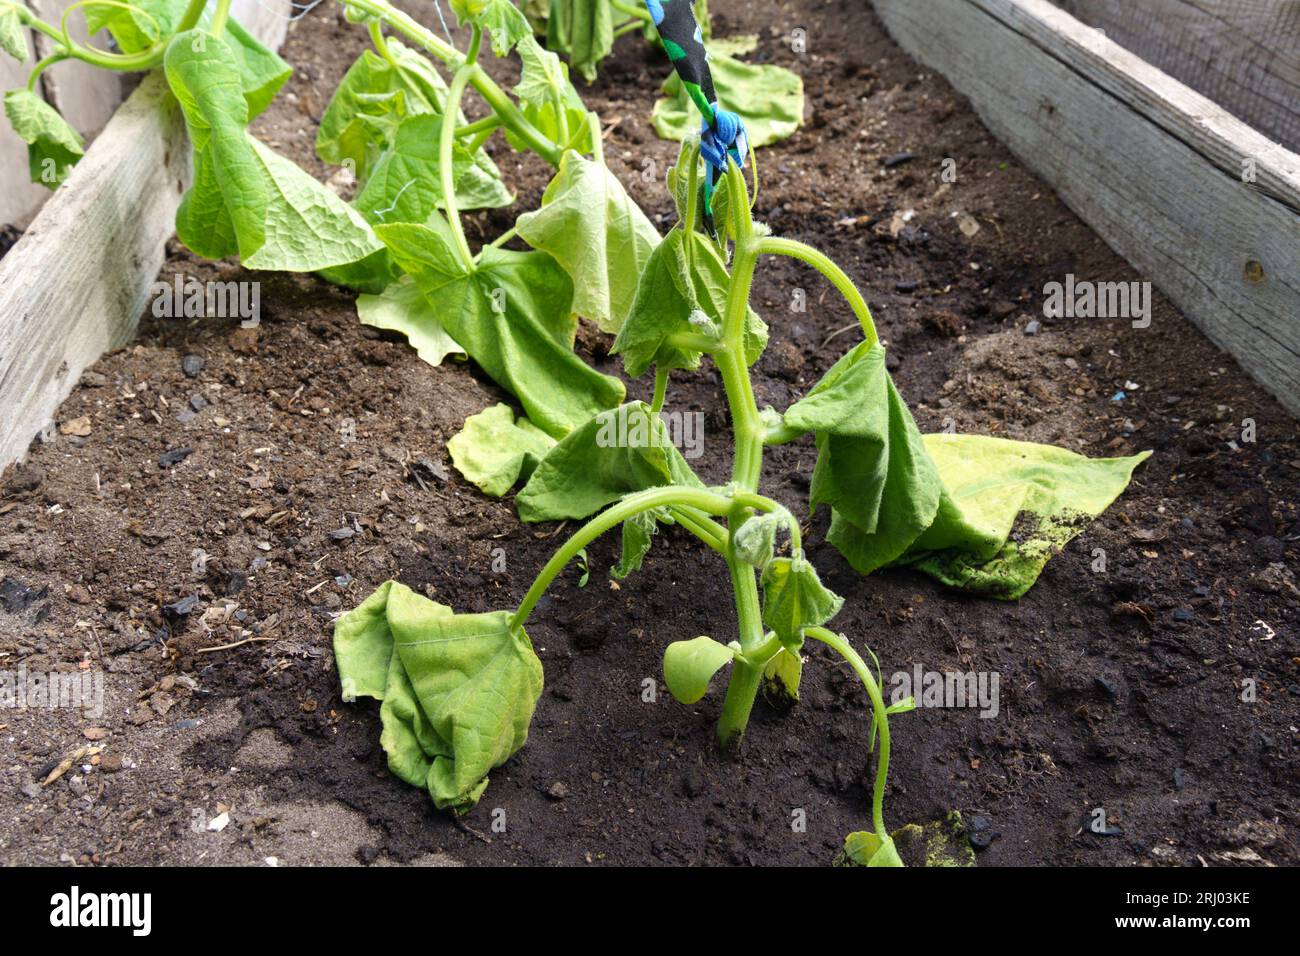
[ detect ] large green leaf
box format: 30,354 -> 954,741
447,403 -> 556,497
784,341 -> 943,573
356,276 -> 464,366
760,555 -> 844,652
451,0 -> 531,56
545,0 -> 614,83
516,401 -> 702,522
663,636 -> 735,705
316,41 -> 450,181
900,435 -> 1151,599
516,150 -> 660,333
612,225 -> 767,377
653,43 -> 804,148
334,581 -> 543,812
508,34 -> 593,154
1,6 -> 28,61
225,17 -> 292,119
3,89 -> 84,187
377,221 -> 624,436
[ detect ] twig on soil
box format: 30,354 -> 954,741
195,635 -> 278,654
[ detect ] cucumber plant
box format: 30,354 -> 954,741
1,0 -> 660,442
334,136 -> 1151,864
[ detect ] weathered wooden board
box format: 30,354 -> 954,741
0,2 -> 290,470
870,0 -> 1300,417
1053,0 -> 1299,153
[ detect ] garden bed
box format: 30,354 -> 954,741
0,0 -> 1296,866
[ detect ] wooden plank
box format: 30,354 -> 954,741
1053,0 -> 1300,152
0,2 -> 290,469
869,0 -> 1300,417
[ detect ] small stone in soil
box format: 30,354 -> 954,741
162,594 -> 200,620
1170,607 -> 1194,622
546,782 -> 569,800
328,527 -> 356,542
158,447 -> 194,468
1173,767 -> 1186,790
1023,319 -> 1042,335
189,394 -> 208,412
895,279 -> 919,293
883,151 -> 917,167
0,577 -> 45,614
182,354 -> 204,378
1094,676 -> 1120,700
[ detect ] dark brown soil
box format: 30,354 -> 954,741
1,0 -> 1296,867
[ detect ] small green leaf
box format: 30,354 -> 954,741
760,556 -> 844,651
356,276 -> 464,367
516,402 -> 702,522
575,548 -> 590,587
516,150 -> 660,333
835,831 -> 905,868
452,0 -> 530,56
663,636 -> 735,705
1,6 -> 29,62
612,508 -> 672,580
3,89 -> 84,187
761,647 -> 803,708
447,403 -> 557,497
653,44 -> 804,149
333,580 -> 544,812
731,510 -> 791,569
84,0 -> 177,56
507,35 -> 592,153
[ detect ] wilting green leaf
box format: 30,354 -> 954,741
663,636 -> 735,705
508,34 -> 592,153
334,580 -> 543,812
447,403 -> 556,497
545,0 -> 614,83
316,41 -> 449,181
900,435 -> 1151,599
761,647 -> 803,707
784,341 -> 942,572
760,556 -> 844,652
356,276 -> 464,366
516,150 -> 660,333
377,221 -> 624,436
653,44 -> 804,148
225,17 -> 292,119
613,226 -> 767,377
1,6 -> 28,61
84,0 -> 179,56
732,510 -> 792,569
612,507 -> 672,579
516,402 -> 702,522
3,89 -> 84,187
451,0 -> 530,55
835,831 -> 905,868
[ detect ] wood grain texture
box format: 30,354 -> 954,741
0,1 -> 289,469
1053,0 -> 1300,152
870,0 -> 1300,417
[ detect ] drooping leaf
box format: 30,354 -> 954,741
356,276 -> 464,366
3,89 -> 84,187
377,222 -> 624,436
508,34 -> 592,153
516,150 -> 660,333
900,435 -> 1151,599
761,647 -> 803,707
84,0 -> 180,56
663,636 -> 735,705
545,0 -> 614,83
516,401 -> 702,522
1,6 -> 28,61
783,341 -> 943,573
612,507 -> 672,579
613,226 -> 767,377
447,403 -> 556,497
835,831 -> 905,868
760,555 -> 844,652
225,17 -> 292,119
334,580 -> 544,812
451,0 -> 531,55
316,41 -> 450,181
653,43 -> 804,148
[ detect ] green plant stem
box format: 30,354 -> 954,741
756,236 -> 879,348
441,61 -> 477,271
610,0 -> 650,21
612,18 -> 643,39
209,0 -> 232,37
666,507 -> 727,554
510,486 -> 744,632
368,18 -> 394,63
455,114 -> 502,138
805,626 -> 892,839
650,366 -> 669,414
26,52 -> 67,91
